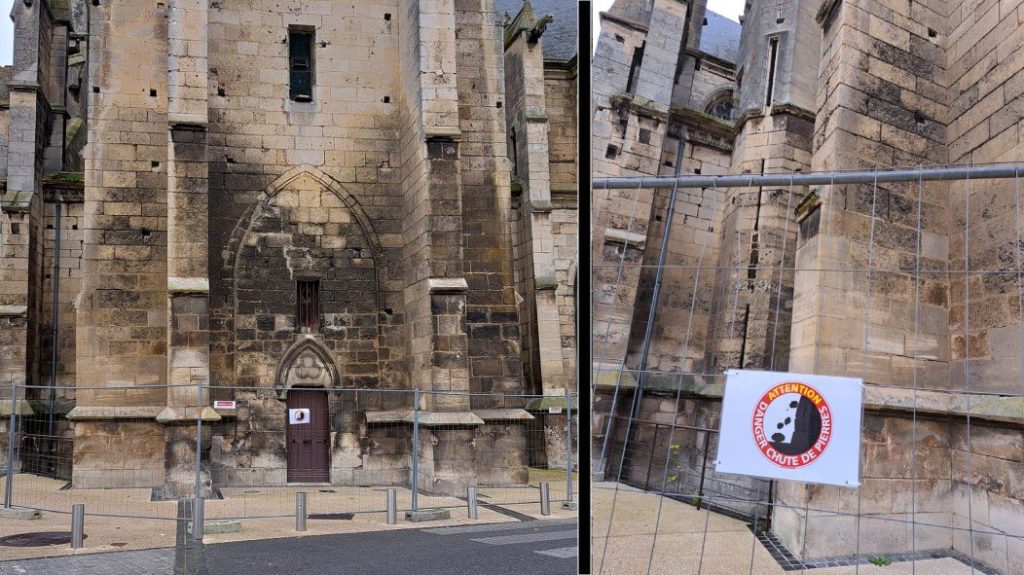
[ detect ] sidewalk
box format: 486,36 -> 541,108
592,481 -> 987,575
0,473 -> 576,563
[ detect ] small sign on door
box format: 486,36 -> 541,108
213,400 -> 236,409
289,408 -> 310,424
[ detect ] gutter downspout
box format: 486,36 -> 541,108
47,196 -> 61,440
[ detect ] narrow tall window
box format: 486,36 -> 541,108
289,28 -> 315,101
765,36 -> 779,106
510,127 -> 519,176
626,42 -> 645,94
297,280 -> 320,331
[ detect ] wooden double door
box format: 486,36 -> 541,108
286,389 -> 330,482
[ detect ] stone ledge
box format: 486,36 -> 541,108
534,274 -> 559,290
424,127 -> 462,141
0,305 -> 28,317
601,370 -> 1024,426
156,406 -> 222,423
365,409 -> 485,427
524,397 -> 577,411
603,228 -> 646,250
427,278 -> 469,294
168,277 -> 209,293
591,364 -> 637,389
67,406 -> 164,420
472,409 -> 534,421
169,115 -> 208,129
0,402 -> 36,416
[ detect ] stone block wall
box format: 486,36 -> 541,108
38,196 -> 84,399
77,1 -> 170,400
230,176 -> 382,390
0,66 -> 9,179
591,3 -> 687,368
455,0 -> 523,400
625,129 -> 726,375
206,0 -> 406,396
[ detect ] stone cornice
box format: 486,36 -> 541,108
608,373 -> 1024,427
671,107 -> 735,140
609,93 -> 669,122
599,11 -> 648,35
427,277 -> 469,294
770,102 -> 817,123
733,102 -> 816,131
365,409 -> 485,427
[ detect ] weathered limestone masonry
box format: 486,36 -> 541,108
593,0 -> 818,515
594,0 -> 1024,570
1,0 -> 574,498
73,0 -> 172,489
501,0 -> 579,470
1,1 -> 72,470
591,0 -> 690,385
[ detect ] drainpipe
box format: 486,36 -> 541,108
47,196 -> 61,440
628,128 -> 687,420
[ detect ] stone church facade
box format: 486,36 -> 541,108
0,0 -> 576,498
594,0 -> 1024,570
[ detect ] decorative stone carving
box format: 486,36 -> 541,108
273,336 -> 341,398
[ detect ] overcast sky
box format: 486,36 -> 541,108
593,0 -> 744,52
1,0 -> 12,66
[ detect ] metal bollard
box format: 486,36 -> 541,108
296,492 -> 307,532
540,482 -> 551,516
467,486 -> 478,520
71,504 -> 85,549
386,488 -> 397,525
192,497 -> 204,542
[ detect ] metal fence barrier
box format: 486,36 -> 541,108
0,384 -> 578,564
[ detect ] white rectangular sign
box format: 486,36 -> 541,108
213,400 -> 236,409
715,369 -> 863,487
289,408 -> 310,425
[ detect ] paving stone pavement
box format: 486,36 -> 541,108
0,548 -> 176,575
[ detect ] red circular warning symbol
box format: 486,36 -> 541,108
751,382 -> 832,469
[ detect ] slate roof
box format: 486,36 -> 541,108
699,10 -> 741,64
495,0 -> 578,62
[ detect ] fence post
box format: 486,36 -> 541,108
71,503 -> 84,548
193,379 -> 205,543
565,390 -> 573,505
296,492 -> 307,532
540,482 -> 551,516
467,486 -> 478,520
696,431 -> 711,511
5,381 -> 16,508
411,389 -> 420,512
386,487 -> 397,525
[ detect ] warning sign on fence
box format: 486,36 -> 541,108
715,369 -> 863,487
289,408 -> 310,424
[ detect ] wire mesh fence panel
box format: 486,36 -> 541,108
592,166 -> 1024,575
0,383 -> 576,568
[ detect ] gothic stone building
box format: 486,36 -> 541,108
0,0 -> 577,498
594,0 -> 1024,571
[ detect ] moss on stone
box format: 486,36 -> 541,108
44,172 -> 85,184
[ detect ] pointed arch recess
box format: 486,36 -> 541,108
225,165 -> 387,312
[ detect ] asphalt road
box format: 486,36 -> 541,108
0,518 -> 578,575
202,518 -> 578,575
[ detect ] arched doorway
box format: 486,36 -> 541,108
277,338 -> 340,483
